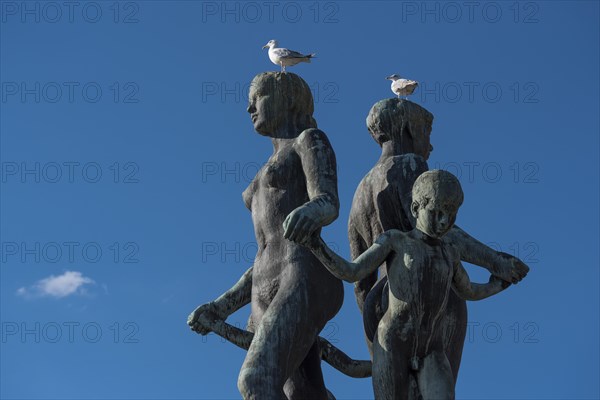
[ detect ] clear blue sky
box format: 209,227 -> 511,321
1,1 -> 598,399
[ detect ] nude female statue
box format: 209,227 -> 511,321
348,99 -> 529,390
188,72 -> 344,399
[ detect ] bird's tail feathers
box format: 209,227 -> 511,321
303,53 -> 316,63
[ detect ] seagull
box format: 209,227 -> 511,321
386,74 -> 419,99
262,40 -> 315,72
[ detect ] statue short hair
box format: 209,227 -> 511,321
366,99 -> 433,148
412,170 -> 464,209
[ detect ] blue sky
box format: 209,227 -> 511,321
1,1 -> 598,399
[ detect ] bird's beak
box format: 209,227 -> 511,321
262,44 -> 268,49
385,76 -> 393,80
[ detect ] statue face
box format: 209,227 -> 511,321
413,200 -> 458,239
247,81 -> 286,136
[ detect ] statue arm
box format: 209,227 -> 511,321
452,260 -> 511,301
187,266 -> 253,334
308,231 -> 394,282
350,225 -> 377,312
446,225 -> 529,284
283,129 -> 339,242
213,265 -> 253,315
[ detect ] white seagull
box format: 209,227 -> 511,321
262,40 -> 315,72
386,74 -> 419,99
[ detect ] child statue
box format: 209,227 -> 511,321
298,170 -> 519,400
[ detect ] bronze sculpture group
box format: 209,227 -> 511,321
187,71 -> 529,400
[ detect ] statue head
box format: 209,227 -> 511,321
247,72 -> 317,137
411,170 -> 463,239
366,99 -> 434,159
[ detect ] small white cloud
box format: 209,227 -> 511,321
17,271 -> 95,299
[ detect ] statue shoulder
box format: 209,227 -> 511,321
388,154 -> 429,176
442,236 -> 461,259
295,128 -> 333,150
378,229 -> 408,246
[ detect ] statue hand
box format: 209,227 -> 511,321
293,231 -> 322,249
187,302 -> 226,335
489,274 -> 512,289
495,252 -> 530,284
283,205 -> 321,244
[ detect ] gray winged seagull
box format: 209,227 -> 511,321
262,40 -> 315,72
386,74 -> 419,99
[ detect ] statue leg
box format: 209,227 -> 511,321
372,325 -> 410,400
416,351 -> 455,400
237,278 -> 331,400
284,340 -> 329,399
443,291 -> 468,383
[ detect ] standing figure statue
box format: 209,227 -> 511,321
348,99 -> 529,392
296,169 -> 518,399
188,72 -> 344,399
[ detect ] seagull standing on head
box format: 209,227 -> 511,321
386,74 -> 419,99
262,40 -> 316,72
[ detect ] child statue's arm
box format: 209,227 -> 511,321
447,226 -> 529,284
452,260 -> 511,301
308,230 -> 397,282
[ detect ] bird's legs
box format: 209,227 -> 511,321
280,63 -> 286,73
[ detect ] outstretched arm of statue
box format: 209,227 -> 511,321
447,225 -> 529,284
307,232 -> 393,283
349,226 -> 377,313
187,266 -> 253,335
452,260 -> 512,301
189,312 -> 373,378
283,129 -> 339,243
